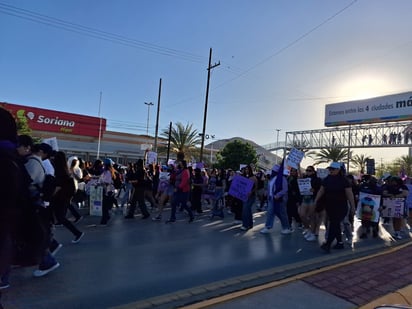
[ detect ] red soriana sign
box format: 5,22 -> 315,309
0,102 -> 106,137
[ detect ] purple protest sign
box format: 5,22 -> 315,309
228,175 -> 254,202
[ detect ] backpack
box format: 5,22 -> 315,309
28,157 -> 57,202
42,174 -> 57,201
113,172 -> 123,190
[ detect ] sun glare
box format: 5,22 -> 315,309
333,74 -> 396,102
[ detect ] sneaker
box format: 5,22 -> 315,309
240,226 -> 251,231
165,219 -> 176,224
0,282 -> 10,290
74,216 -> 83,224
33,261 -> 60,277
232,220 -> 242,225
333,242 -> 344,249
394,232 -> 403,240
320,243 -> 331,253
281,228 -> 292,235
260,227 -> 271,234
306,233 -> 317,242
72,232 -> 84,244
50,243 -> 63,256
152,215 -> 161,221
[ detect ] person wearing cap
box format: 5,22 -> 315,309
260,163 -> 291,235
314,162 -> 356,253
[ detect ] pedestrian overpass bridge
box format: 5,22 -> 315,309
262,121 -> 412,151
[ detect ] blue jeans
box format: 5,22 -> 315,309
265,196 -> 290,230
242,195 -> 256,228
170,191 -> 193,220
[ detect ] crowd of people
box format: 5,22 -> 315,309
2,107 -> 412,308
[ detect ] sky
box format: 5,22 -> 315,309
1,0 -> 412,164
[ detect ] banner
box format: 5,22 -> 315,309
286,148 -> 304,169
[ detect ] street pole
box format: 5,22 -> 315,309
200,48 -> 220,163
97,91 -> 103,159
144,102 -> 154,136
154,78 -> 162,153
166,121 -> 172,163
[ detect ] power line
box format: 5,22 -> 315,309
0,2 -> 206,63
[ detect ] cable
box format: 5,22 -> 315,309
0,2 -> 206,63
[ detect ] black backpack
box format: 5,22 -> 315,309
113,172 -> 123,189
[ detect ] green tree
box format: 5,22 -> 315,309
216,140 -> 257,171
351,154 -> 371,174
307,146 -> 350,166
398,155 -> 412,176
159,122 -> 201,162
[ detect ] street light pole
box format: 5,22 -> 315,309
144,102 -> 154,136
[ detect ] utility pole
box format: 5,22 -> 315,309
154,78 -> 162,153
166,121 -> 172,163
200,48 -> 220,162
144,102 -> 154,136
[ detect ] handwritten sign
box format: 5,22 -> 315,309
298,178 -> 312,195
381,197 -> 406,218
356,192 -> 381,222
146,151 -> 157,164
42,137 -> 59,151
286,148 -> 304,169
228,175 -> 254,202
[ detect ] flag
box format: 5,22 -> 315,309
275,158 -> 285,193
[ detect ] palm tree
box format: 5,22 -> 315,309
160,122 -> 201,162
307,146 -> 350,166
351,154 -> 371,174
399,155 -> 412,176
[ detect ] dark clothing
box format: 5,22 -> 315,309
287,176 -> 302,226
127,168 -> 150,218
322,175 -> 351,246
191,173 -> 204,213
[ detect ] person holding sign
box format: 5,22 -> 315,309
357,175 -> 382,239
260,163 -> 291,235
240,165 -> 258,231
298,166 -> 322,242
382,176 -> 408,239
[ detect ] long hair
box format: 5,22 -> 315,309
53,151 -> 70,178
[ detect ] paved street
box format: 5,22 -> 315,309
1,205 -> 409,309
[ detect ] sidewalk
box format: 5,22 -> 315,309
182,242 -> 412,309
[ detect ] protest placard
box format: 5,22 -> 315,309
298,178 -> 312,195
356,192 -> 381,222
381,197 -> 406,218
89,185 -> 103,216
228,175 -> 254,202
286,148 -> 304,169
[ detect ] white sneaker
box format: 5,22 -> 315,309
260,227 -> 271,234
281,228 -> 292,235
306,233 -> 317,241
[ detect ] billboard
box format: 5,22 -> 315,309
324,91 -> 412,127
0,102 -> 106,137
